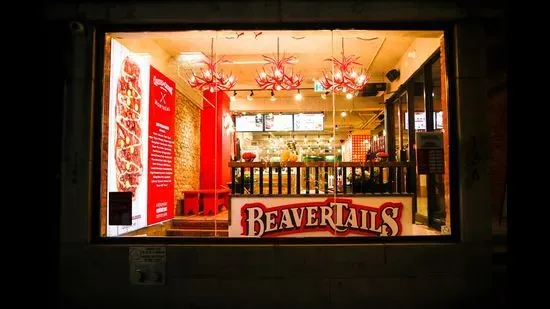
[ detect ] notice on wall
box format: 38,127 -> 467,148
129,247 -> 166,285
416,132 -> 444,174
146,66 -> 175,225
107,39 -> 150,236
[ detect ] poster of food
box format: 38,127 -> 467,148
147,66 -> 175,225
107,39 -> 150,236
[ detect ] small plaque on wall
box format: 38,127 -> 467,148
109,192 -> 132,225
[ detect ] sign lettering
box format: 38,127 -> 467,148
240,198 -> 403,237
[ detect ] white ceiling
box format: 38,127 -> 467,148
114,29 -> 442,152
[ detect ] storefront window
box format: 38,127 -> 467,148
99,29 -> 450,239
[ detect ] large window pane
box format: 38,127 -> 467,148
100,29 -> 449,238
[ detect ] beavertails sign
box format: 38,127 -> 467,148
229,197 -> 413,238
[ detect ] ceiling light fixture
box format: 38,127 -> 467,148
247,90 -> 254,101
294,89 -> 303,101
186,38 -> 237,93
319,38 -> 369,93
269,90 -> 277,102
255,37 -> 303,91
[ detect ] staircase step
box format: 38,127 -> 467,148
166,229 -> 228,237
171,218 -> 229,230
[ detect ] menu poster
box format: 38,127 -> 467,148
106,39 -> 150,237
235,115 -> 264,132
416,132 -> 444,174
265,114 -> 293,131
147,66 -> 175,225
294,113 -> 324,131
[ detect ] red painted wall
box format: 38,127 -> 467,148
200,91 -> 231,190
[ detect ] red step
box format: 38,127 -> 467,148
171,217 -> 228,230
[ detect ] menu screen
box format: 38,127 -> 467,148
293,113 -> 324,131
235,115 -> 264,132
265,114 -> 293,132
405,112 -> 443,130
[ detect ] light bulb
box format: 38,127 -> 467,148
295,91 -> 302,101
346,92 -> 353,100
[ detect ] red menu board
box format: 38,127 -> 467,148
351,134 -> 370,162
147,66 -> 175,225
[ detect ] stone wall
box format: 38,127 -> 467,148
486,24 -> 507,220
54,2 -> 501,308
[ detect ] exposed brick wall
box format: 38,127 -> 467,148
440,35 -> 451,228
173,89 -> 201,212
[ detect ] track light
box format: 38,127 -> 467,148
230,90 -> 237,102
247,90 -> 254,101
295,89 -> 302,101
270,90 -> 277,102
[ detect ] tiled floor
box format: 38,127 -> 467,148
412,223 -> 441,235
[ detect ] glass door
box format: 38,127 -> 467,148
426,55 -> 446,229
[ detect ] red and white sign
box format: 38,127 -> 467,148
147,66 -> 176,225
229,196 -> 413,237
107,39 -> 177,236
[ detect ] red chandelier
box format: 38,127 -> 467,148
319,38 -> 369,93
187,39 -> 237,93
255,38 -> 303,91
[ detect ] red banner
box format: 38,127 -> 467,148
147,66 -> 175,225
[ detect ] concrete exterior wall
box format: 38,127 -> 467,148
51,1 -> 503,308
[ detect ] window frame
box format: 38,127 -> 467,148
90,22 -> 460,245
